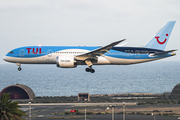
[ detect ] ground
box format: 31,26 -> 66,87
20,103 -> 180,120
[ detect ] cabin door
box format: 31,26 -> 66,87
19,49 -> 24,56
47,49 -> 52,57
135,50 -> 140,58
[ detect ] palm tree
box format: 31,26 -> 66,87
0,93 -> 26,120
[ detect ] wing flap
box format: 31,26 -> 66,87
75,39 -> 126,61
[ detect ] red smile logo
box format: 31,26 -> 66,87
155,34 -> 168,44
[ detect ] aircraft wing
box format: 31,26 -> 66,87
75,39 -> 126,61
154,49 -> 178,55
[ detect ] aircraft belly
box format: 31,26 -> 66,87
95,56 -> 111,65
104,56 -> 163,65
5,56 -> 56,64
4,54 -> 170,66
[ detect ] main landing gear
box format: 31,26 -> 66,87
16,63 -> 22,71
85,66 -> 95,73
84,60 -> 95,73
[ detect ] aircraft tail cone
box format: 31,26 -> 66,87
171,53 -> 176,56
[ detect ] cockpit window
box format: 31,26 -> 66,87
9,51 -> 13,54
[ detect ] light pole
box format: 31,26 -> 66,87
110,105 -> 116,120
29,102 -> 31,120
152,113 -> 156,120
123,102 -> 125,120
85,108 -> 86,120
112,105 -> 114,120
152,110 -> 158,120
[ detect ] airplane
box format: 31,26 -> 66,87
3,21 -> 177,73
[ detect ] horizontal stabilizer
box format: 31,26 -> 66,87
154,49 -> 178,55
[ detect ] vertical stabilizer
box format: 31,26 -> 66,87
144,21 -> 176,50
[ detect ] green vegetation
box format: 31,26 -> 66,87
0,93 -> 26,120
28,96 -> 77,103
137,99 -> 179,105
16,93 -> 180,106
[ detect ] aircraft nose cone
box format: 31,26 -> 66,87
3,56 -> 7,61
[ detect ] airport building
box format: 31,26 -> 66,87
0,84 -> 35,100
78,93 -> 90,101
171,83 -> 180,99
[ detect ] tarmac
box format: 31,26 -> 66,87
19,102 -> 137,106
20,103 -> 180,120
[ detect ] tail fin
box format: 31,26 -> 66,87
143,21 -> 176,50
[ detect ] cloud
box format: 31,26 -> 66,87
0,0 -> 50,10
0,0 -> 180,63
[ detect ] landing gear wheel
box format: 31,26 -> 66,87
90,69 -> 95,73
85,68 -> 90,72
18,67 -> 22,71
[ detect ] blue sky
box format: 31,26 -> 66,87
0,0 -> 180,64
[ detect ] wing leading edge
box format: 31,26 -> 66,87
75,39 -> 126,61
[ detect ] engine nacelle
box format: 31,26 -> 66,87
56,56 -> 77,68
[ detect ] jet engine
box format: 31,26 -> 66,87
56,56 -> 77,68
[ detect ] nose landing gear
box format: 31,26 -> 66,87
18,67 -> 22,71
16,63 -> 22,71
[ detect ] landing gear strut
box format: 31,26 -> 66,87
16,63 -> 22,71
85,66 -> 95,73
85,60 -> 95,73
